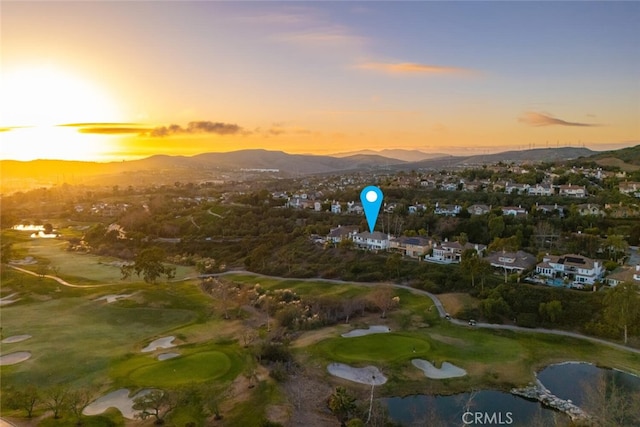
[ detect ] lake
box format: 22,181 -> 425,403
384,362 -> 640,426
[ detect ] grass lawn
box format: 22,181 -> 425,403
6,233 -> 197,285
0,271 -> 230,391
225,274 -> 371,299
304,308 -> 640,396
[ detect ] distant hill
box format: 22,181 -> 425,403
580,144 -> 640,171
400,147 -> 596,170
332,149 -> 447,162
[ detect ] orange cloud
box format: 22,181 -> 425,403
518,112 -> 600,127
356,61 -> 473,75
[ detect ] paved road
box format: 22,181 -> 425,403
8,265 -> 111,288
211,270 -> 640,355
9,265 -> 640,355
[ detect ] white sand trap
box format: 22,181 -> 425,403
412,359 -> 467,379
157,352 -> 180,361
9,256 -> 37,265
327,363 -> 387,385
0,351 -> 32,366
83,388 -> 152,419
1,335 -> 32,344
0,293 -> 20,306
94,293 -> 134,303
141,336 -> 176,352
341,325 -> 391,338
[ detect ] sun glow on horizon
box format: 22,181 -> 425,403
1,64 -> 124,161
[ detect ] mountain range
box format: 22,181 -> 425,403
2,146 -> 638,192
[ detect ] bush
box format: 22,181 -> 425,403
516,312 -> 538,328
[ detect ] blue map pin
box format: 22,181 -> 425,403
360,186 -> 383,233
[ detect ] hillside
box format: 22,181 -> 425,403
582,144 -> 640,171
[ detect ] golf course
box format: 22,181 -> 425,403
2,229 -> 640,426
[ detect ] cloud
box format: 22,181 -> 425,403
518,112 -> 600,127
148,121 -> 247,137
59,123 -> 149,135
356,61 -> 474,76
257,123 -> 316,138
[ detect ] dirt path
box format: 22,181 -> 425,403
8,265 -> 113,288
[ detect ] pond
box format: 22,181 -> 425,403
537,362 -> 640,407
384,362 -> 640,426
383,390 -> 559,426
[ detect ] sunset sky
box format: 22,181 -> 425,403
1,1 -> 639,161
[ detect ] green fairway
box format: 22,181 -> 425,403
7,234 -> 196,284
316,333 -> 431,363
128,350 -> 236,387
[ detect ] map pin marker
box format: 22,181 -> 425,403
360,186 -> 384,233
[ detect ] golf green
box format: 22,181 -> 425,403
318,333 -> 431,363
129,351 -> 233,387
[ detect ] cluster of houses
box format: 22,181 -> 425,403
324,225 -> 639,289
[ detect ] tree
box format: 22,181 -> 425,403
328,387 -> 357,427
539,300 -> 563,323
6,385 -> 40,418
603,234 -> 628,263
460,248 -> 481,289
1,242 -> 13,264
583,372 -> 640,426
369,286 -> 398,318
385,253 -> 402,279
604,283 -> 640,344
488,216 -> 505,239
133,390 -> 179,424
121,247 -> 176,284
44,385 -> 69,419
67,387 -> 94,425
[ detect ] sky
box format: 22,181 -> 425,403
1,1 -> 639,161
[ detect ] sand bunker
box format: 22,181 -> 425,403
0,293 -> 21,306
141,336 -> 176,352
9,256 -> 37,265
95,293 -> 134,303
83,388 -> 152,419
157,352 -> 180,361
1,334 -> 32,344
412,359 -> 467,379
327,363 -> 388,385
0,351 -> 32,366
341,325 -> 391,338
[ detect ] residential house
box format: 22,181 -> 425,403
408,204 -> 426,215
390,236 -> 434,258
619,181 -> 640,198
425,240 -> 486,264
331,202 -> 342,214
347,202 -> 364,215
463,181 -> 484,192
327,225 -> 359,244
434,203 -> 461,216
606,265 -> 640,287
353,231 -> 390,251
528,182 -> 554,196
577,204 -> 604,217
485,250 -> 537,273
441,182 -> 459,191
535,253 -> 604,286
534,203 -> 565,216
559,185 -> 587,198
505,182 -> 530,195
501,206 -> 528,217
468,204 -> 491,215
